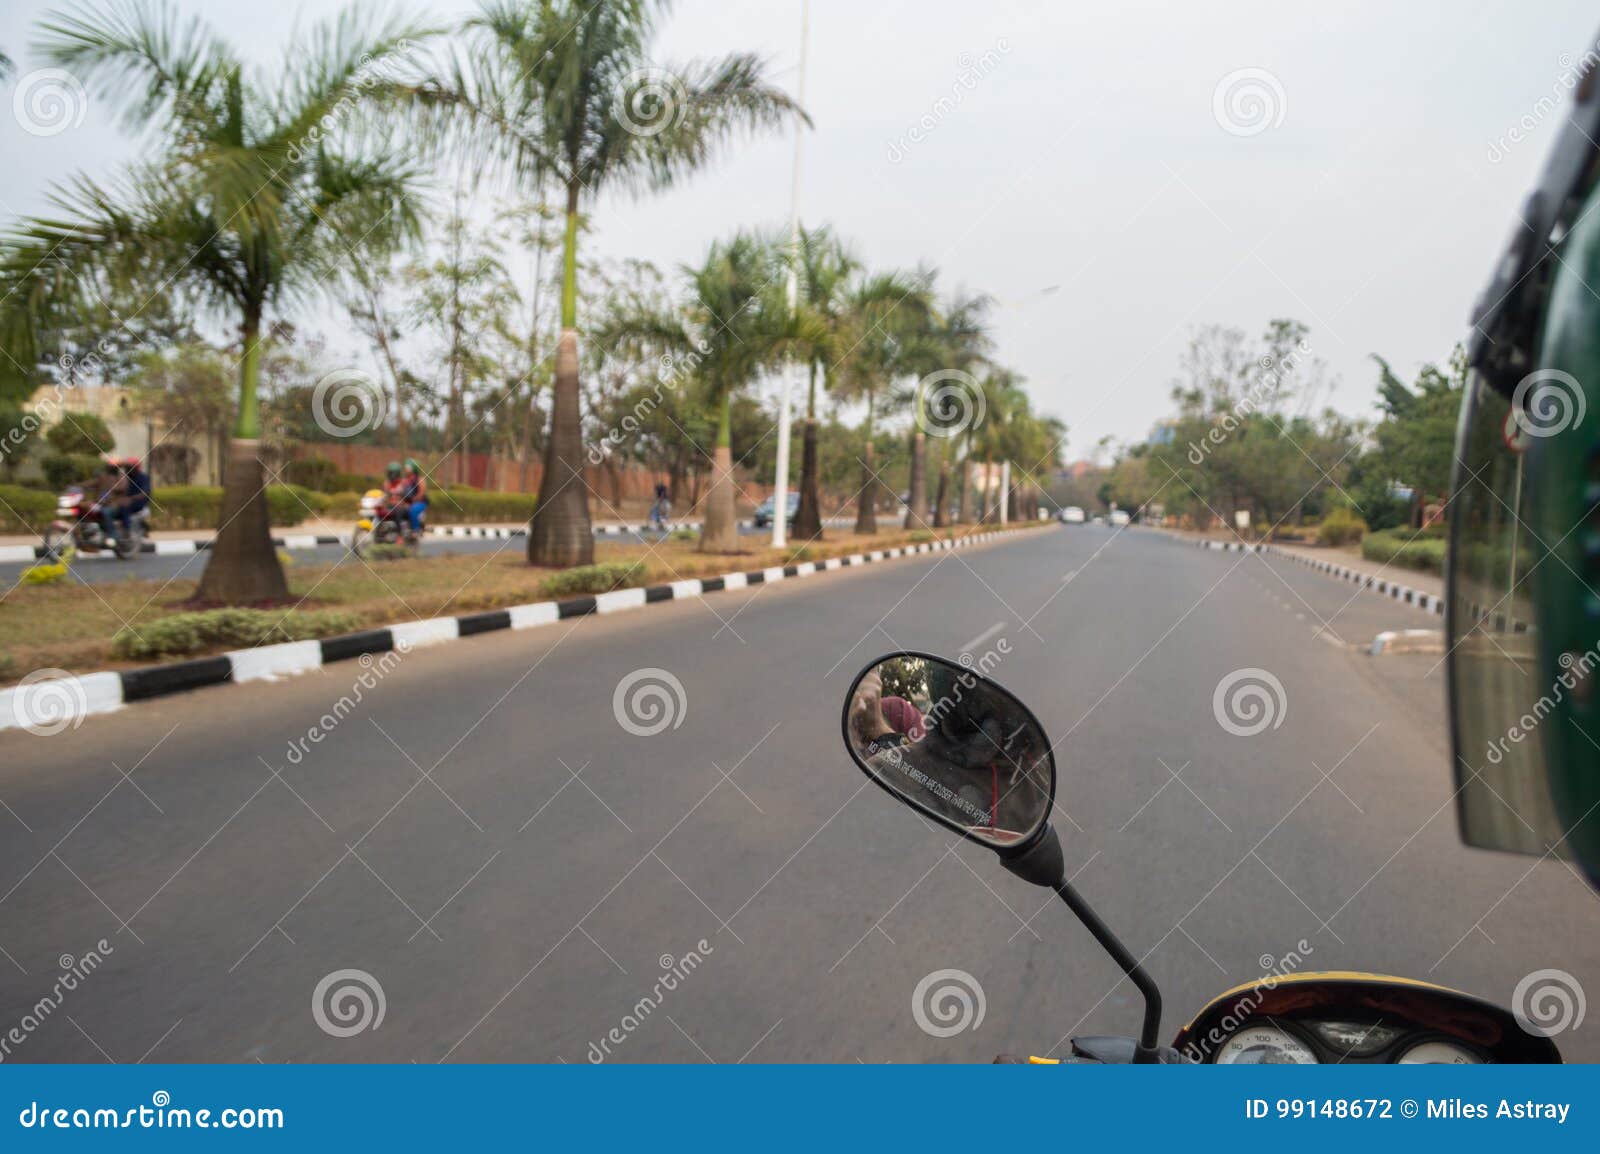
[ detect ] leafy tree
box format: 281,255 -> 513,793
126,342 -> 233,484
0,2 -> 432,602
412,0 -> 805,566
831,272 -> 933,532
44,410 -> 115,456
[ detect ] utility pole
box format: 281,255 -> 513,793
771,0 -> 809,549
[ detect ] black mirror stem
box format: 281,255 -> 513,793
1000,827 -> 1164,1063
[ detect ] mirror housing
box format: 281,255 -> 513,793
841,652 -> 1057,860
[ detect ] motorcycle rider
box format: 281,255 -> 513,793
401,458 -> 428,540
88,456 -> 125,546
111,456 -> 150,546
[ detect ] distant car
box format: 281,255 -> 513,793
753,491 -> 801,528
1092,515 -> 1106,526
1060,506 -> 1086,524
1109,509 -> 1131,527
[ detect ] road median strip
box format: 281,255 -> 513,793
0,525 -> 1044,732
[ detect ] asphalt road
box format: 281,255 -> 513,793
2,525 -> 1596,1064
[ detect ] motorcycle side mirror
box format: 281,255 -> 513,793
841,653 -> 1058,862
842,651 -> 1166,1061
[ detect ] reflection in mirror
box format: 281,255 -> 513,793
845,654 -> 1054,849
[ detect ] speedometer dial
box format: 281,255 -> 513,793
1215,1025 -> 1319,1064
1398,1040 -> 1483,1064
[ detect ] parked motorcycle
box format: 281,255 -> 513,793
350,489 -> 417,557
42,484 -> 148,561
841,652 -> 1562,1064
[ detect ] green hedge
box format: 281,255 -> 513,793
145,485 -> 333,530
110,608 -> 363,661
1361,528 -> 1447,574
0,484 -> 56,533
428,488 -> 538,524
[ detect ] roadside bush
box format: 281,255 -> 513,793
110,608 -> 363,662
41,453 -> 103,490
0,484 -> 56,533
147,485 -> 333,529
1361,528 -> 1447,574
1318,507 -> 1368,546
282,454 -> 338,492
21,561 -> 69,585
429,488 -> 537,524
909,529 -> 934,543
45,412 -> 115,456
538,562 -> 644,599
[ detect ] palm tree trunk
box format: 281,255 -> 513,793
792,362 -> 823,540
194,313 -> 289,605
905,428 -> 928,529
700,391 -> 739,552
526,183 -> 594,567
957,449 -> 971,523
855,393 -> 877,534
932,455 -> 950,528
982,454 -> 995,523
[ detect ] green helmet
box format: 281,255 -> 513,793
404,458 -> 421,474
385,461 -> 401,479
1449,60 -> 1600,885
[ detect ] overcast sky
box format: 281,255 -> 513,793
3,0 -> 1597,461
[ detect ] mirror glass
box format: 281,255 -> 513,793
844,653 -> 1054,848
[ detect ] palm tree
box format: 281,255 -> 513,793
411,0 -> 804,567
906,288 -> 991,529
973,370 -> 1024,522
597,233 -> 785,552
785,224 -> 858,541
0,3 -> 430,602
831,272 -> 933,534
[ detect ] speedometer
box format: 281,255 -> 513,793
1215,1025 -> 1319,1064
1398,1040 -> 1483,1064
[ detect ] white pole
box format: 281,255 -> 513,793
999,460 -> 1010,525
771,0 -> 809,549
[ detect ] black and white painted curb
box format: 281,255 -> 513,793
2,518 -> 861,561
0,526 -> 1042,732
1190,538 -> 1447,615
1,534 -> 349,564
1370,629 -> 1445,657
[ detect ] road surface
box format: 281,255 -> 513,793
2,525 -> 1595,1063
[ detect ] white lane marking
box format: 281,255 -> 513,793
960,620 -> 1008,653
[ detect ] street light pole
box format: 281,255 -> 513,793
771,0 -> 809,549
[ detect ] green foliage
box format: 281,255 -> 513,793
1317,507 -> 1368,546
41,453 -> 103,490
148,485 -> 333,530
538,562 -> 644,599
429,489 -> 537,524
0,484 -> 55,532
0,400 -> 42,480
1361,528 -> 1447,574
110,608 -> 364,662
44,412 -> 114,456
